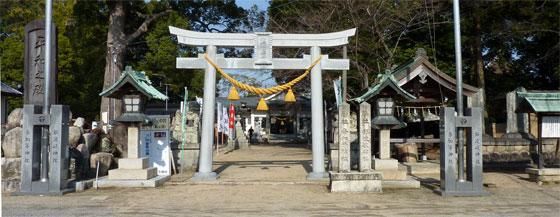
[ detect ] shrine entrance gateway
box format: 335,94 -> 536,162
170,26 -> 356,181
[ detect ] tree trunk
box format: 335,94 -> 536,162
101,0 -> 127,123
101,1 -> 128,155
472,0 -> 488,133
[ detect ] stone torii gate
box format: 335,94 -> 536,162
170,26 -> 356,181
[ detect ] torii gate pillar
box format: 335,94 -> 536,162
308,46 -> 328,179
192,45 -> 218,181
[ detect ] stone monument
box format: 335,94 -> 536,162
329,103 -> 382,193
175,109 -> 201,172
23,19 -> 57,106
359,103 -> 372,172
14,105 -> 72,195
14,17 -> 72,195
503,87 -> 531,139
235,120 -> 249,149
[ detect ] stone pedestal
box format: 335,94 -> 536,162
108,127 -> 156,181
330,171 -> 382,193
372,126 -> 419,188
99,126 -> 166,188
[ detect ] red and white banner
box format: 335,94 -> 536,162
229,103 -> 235,129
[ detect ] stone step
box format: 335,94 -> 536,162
377,169 -> 408,181
372,158 -> 399,170
108,167 -> 157,180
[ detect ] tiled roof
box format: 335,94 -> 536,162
350,70 -> 416,103
99,66 -> 168,101
517,91 -> 560,113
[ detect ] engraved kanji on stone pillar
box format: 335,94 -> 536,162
338,103 -> 351,172
359,103 -> 372,172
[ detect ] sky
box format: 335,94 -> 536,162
235,0 -> 270,11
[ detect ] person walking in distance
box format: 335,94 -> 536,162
248,127 -> 254,144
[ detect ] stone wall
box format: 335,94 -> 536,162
482,138 -> 559,165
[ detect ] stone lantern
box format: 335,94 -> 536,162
98,66 -> 168,187
372,97 -> 404,170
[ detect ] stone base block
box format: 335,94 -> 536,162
526,168 -> 560,175
402,161 -> 440,175
191,172 -> 219,182
118,158 -> 148,169
378,169 -> 408,180
237,141 -> 249,149
329,171 -> 382,193
307,171 -> 329,180
373,158 -> 399,170
382,178 -> 421,189
108,167 -> 157,180
94,175 -> 169,188
526,168 -> 560,183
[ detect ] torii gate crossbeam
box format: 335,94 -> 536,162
170,26 -> 356,181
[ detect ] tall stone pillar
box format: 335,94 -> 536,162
359,103 -> 372,172
308,46 -> 328,179
505,87 -> 529,138
193,45 -> 218,181
338,103 -> 351,172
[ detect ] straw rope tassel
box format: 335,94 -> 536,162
256,97 -> 269,111
284,88 -> 296,103
227,86 -> 240,100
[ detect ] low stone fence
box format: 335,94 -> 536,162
482,138 -> 559,165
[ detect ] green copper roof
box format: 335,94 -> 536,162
350,70 -> 416,103
517,91 -> 560,113
99,66 -> 168,101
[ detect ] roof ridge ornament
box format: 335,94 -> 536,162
415,48 -> 428,59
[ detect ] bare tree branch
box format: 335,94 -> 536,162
127,9 -> 173,44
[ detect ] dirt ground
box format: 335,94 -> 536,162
3,144 -> 560,217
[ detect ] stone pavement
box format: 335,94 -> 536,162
3,144 -> 560,216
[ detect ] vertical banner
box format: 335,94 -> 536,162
216,102 -> 222,133
222,107 -> 229,136
229,103 -> 235,129
333,77 -> 342,107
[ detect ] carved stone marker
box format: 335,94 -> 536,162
24,19 -> 57,106
438,107 -> 488,196
359,103 -> 372,172
330,103 -> 382,193
504,88 -> 529,138
15,105 -> 71,195
338,103 -> 351,172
